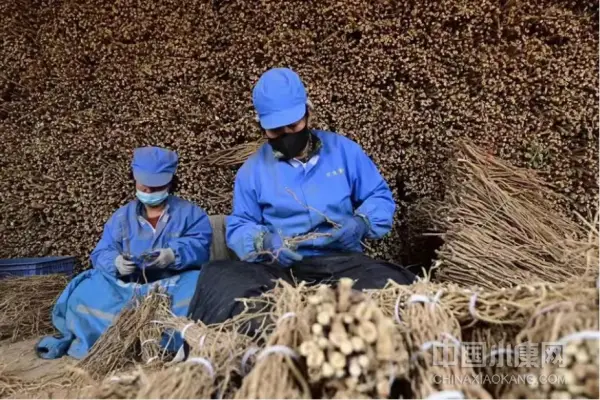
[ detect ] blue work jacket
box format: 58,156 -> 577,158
91,196 -> 212,276
226,130 -> 395,260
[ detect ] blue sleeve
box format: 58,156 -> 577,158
347,141 -> 396,239
168,205 -> 212,270
226,163 -> 268,261
90,213 -> 123,276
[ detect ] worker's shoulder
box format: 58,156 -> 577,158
235,142 -> 271,177
168,196 -> 208,213
315,130 -> 363,152
108,200 -> 137,222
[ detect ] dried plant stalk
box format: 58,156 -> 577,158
429,141 -> 599,289
0,274 -> 68,341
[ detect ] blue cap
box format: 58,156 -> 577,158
252,68 -> 308,130
131,146 -> 178,187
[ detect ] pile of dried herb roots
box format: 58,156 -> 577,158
0,274 -> 68,341
5,143 -> 598,399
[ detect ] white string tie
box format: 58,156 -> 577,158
425,390 -> 465,400
468,292 -> 479,319
408,294 -> 433,304
557,330 -> 600,345
240,347 -> 260,375
198,334 -> 206,349
278,312 -> 297,324
256,345 -> 299,362
394,294 -> 403,325
181,322 -> 194,340
186,357 -> 215,378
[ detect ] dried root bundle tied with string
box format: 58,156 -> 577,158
503,295 -> 600,400
75,286 -> 172,380
234,280 -> 312,399
399,280 -> 492,399
299,278 -> 407,399
149,313 -> 254,399
0,274 -> 68,341
374,279 -> 598,328
428,141 -> 599,289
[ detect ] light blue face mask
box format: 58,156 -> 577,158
136,189 -> 169,206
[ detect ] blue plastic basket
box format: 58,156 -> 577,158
0,256 -> 76,279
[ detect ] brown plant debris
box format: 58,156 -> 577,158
0,274 -> 68,342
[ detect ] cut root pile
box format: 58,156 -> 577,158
2,142 -> 598,399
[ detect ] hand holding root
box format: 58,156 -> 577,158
244,232 -> 332,266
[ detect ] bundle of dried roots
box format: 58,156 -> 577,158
76,286 -> 172,380
201,140 -> 265,167
300,278 -> 407,399
374,279 -> 597,328
428,141 -> 598,289
234,280 -> 312,399
503,296 -> 600,399
157,313 -> 254,398
399,280 -> 491,399
0,274 -> 68,341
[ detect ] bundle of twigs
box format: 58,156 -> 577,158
201,140 -> 265,167
75,286 -> 172,380
0,274 -> 68,341
504,294 -> 600,400
428,141 -> 598,289
234,280 -> 312,399
398,280 -> 492,399
299,278 -> 408,399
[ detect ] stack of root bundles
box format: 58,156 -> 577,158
299,278 -> 407,399
0,274 -> 68,341
429,141 -> 598,289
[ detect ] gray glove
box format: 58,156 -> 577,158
115,255 -> 136,276
146,248 -> 176,269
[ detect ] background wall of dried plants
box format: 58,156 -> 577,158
0,0 -> 597,268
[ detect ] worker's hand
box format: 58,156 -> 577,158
262,232 -> 303,267
146,248 -> 176,269
328,216 -> 369,250
115,255 -> 137,276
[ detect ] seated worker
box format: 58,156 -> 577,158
188,68 -> 416,325
37,146 -> 212,360
91,146 -> 212,282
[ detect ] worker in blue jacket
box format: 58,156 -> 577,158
91,146 -> 212,282
188,68 -> 415,326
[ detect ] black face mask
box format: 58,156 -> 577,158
268,127 -> 310,160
